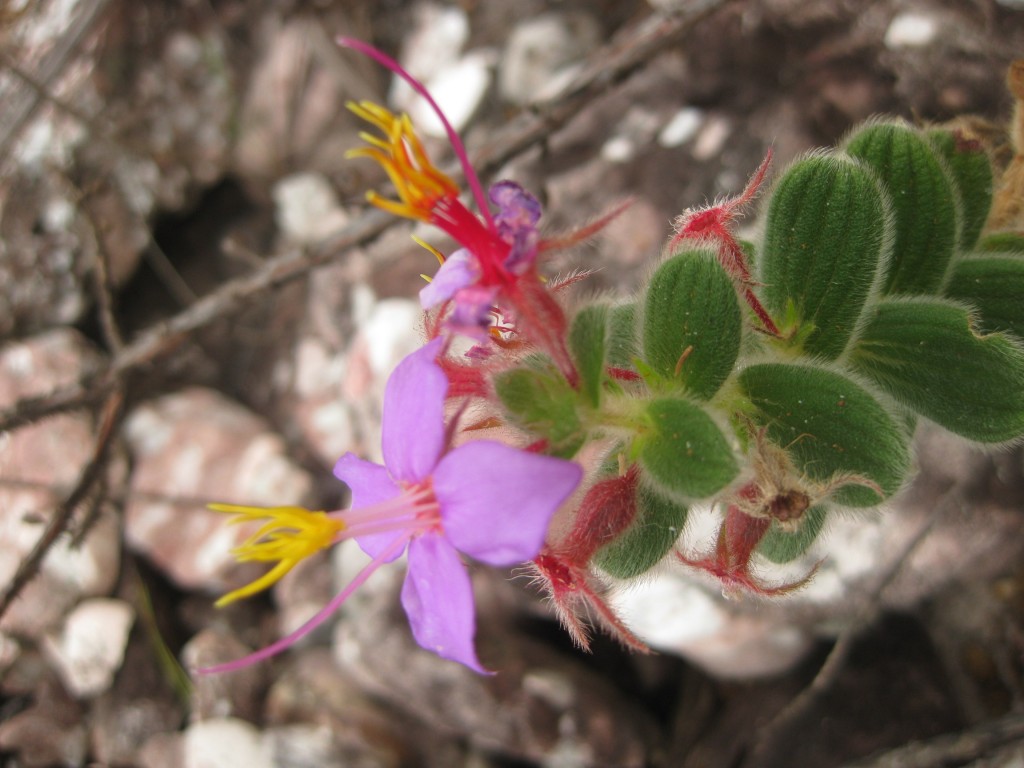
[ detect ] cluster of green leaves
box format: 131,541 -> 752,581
498,119 -> 1024,582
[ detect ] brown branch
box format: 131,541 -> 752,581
471,2 -> 733,174
745,496 -> 957,768
0,1 -> 735,437
80,184 -> 127,354
0,475 -> 235,510
840,711 -> 1024,768
0,0 -> 114,165
0,388 -> 125,620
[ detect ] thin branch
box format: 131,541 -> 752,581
840,711 -> 1024,768
0,0 -> 114,164
0,1 -> 736,436
0,388 -> 125,620
472,2 -> 732,174
0,475 -> 236,510
746,495 -> 957,767
140,238 -> 199,308
0,51 -> 105,135
80,183 -> 126,354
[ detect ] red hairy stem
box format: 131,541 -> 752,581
504,277 -> 578,387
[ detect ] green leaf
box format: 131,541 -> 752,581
757,506 -> 828,564
607,302 -> 639,370
569,304 -> 609,408
738,362 -> 911,506
845,122 -> 959,295
760,153 -> 889,359
978,232 -> 1024,255
944,256 -> 1024,340
594,484 -> 688,579
849,298 -> 1024,443
637,397 -> 738,499
642,249 -> 742,399
494,360 -> 584,458
927,128 -> 994,252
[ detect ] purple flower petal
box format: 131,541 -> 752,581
489,181 -> 541,275
433,441 -> 582,566
490,180 -> 541,228
381,338 -> 448,484
333,453 -> 407,561
334,453 -> 398,508
446,285 -> 499,342
401,534 -> 488,673
419,249 -> 480,310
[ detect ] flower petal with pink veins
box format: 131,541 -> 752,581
433,441 -> 582,566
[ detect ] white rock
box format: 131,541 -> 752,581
0,631 -> 19,672
43,598 -> 135,698
602,108 -> 662,163
884,12 -> 938,49
409,49 -> 495,137
601,136 -> 636,163
658,107 -> 704,148
692,116 -> 732,161
272,173 -> 348,245
500,13 -> 601,105
289,338 -> 355,464
389,3 -> 470,111
183,718 -> 273,768
614,573 -> 812,678
359,298 -> 424,378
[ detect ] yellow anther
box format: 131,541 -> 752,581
411,235 -> 447,280
346,100 -> 459,222
209,504 -> 345,607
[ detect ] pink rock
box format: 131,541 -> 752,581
0,330 -> 121,639
123,387 -> 312,594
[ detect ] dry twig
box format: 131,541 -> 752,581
746,495 -> 958,767
841,711 -> 1024,768
0,388 -> 125,619
0,0 -> 113,165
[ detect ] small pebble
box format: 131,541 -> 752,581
409,50 -> 495,137
183,718 -> 273,768
884,12 -> 938,49
273,173 -> 348,245
658,107 -> 704,148
692,116 -> 732,161
43,598 -> 135,699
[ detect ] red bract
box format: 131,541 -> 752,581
669,149 -> 780,336
677,491 -> 819,597
530,467 -> 649,652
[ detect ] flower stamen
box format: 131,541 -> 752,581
346,101 -> 460,222
210,504 -> 345,607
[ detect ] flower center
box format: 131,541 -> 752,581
340,479 -> 443,541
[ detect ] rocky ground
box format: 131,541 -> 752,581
1,0 -> 1024,766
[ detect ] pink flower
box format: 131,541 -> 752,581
202,339 -> 581,674
339,38 -> 578,382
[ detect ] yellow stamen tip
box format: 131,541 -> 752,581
345,100 -> 459,223
411,235 -> 447,267
210,503 -> 344,606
